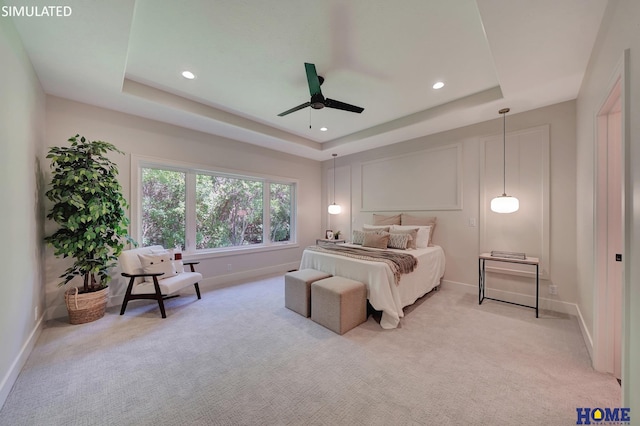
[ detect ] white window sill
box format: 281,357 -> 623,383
183,241 -> 300,261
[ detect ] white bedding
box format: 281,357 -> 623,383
300,244 -> 445,329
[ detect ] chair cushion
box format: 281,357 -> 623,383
131,271 -> 203,295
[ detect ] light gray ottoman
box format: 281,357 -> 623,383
311,276 -> 367,335
285,269 -> 332,317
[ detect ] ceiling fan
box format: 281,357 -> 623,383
278,63 -> 364,117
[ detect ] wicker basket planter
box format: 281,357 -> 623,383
64,286 -> 109,325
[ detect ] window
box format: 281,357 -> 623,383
270,183 -> 291,243
195,174 -> 263,249
138,160 -> 296,254
141,168 -> 186,249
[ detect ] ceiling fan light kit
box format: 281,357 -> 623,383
491,107 -> 519,214
278,63 -> 364,117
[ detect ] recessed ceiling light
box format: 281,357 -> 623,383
181,71 -> 196,80
433,81 -> 445,89
320,127 -> 328,132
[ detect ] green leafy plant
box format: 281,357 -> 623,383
45,135 -> 135,293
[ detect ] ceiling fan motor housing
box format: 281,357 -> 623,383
311,93 -> 325,109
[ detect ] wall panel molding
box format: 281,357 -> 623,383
480,125 -> 550,279
360,143 -> 462,211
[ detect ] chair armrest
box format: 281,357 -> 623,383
183,261 -> 199,272
122,272 -> 165,278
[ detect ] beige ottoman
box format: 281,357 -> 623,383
311,276 -> 367,335
285,269 -> 332,317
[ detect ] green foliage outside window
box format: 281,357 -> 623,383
196,175 -> 263,248
270,183 -> 291,242
141,166 -> 293,251
141,168 -> 185,249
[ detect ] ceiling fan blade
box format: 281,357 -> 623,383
305,63 -> 322,97
324,98 -> 364,114
277,101 -> 311,117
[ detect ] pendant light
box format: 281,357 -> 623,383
491,108 -> 519,213
328,153 -> 341,215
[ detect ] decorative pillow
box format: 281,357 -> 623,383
388,227 -> 419,249
372,214 -> 401,226
152,248 -> 185,273
362,224 -> 391,232
363,231 -> 390,249
387,232 -> 411,250
352,230 -> 382,245
392,225 -> 431,248
400,214 -> 437,246
352,230 -> 366,245
138,252 -> 177,282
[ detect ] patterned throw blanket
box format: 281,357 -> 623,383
305,245 -> 418,285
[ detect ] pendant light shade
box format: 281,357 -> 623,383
328,203 -> 341,215
491,108 -> 519,214
491,195 -> 519,213
328,153 -> 341,215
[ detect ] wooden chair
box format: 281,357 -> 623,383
118,245 -> 202,318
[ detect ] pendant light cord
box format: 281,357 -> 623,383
499,108 -> 510,196
332,154 -> 337,204
502,110 -> 506,195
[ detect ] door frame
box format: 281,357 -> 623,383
592,49 -> 629,395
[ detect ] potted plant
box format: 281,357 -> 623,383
45,135 -> 135,324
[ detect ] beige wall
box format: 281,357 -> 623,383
576,0 -> 640,411
44,97 -> 323,319
323,101 -> 577,308
0,12 -> 46,407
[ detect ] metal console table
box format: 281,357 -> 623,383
478,253 -> 540,318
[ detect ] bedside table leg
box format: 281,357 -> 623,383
478,258 -> 485,305
536,264 -> 539,318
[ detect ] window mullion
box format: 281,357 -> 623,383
263,182 -> 271,245
185,171 -> 197,253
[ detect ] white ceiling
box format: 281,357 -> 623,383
8,0 -> 607,160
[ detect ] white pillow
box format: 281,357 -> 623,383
391,225 -> 431,248
151,248 -> 185,273
138,252 -> 178,282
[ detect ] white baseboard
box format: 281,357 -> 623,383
575,303 -> 594,361
442,279 -> 594,364
44,263 -> 299,320
441,279 -> 579,316
99,262 -> 298,309
0,316 -> 44,410
45,262 -> 299,320
198,262 -> 299,290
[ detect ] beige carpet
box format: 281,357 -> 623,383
0,275 -> 620,425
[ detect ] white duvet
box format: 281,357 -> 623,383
300,244 -> 446,329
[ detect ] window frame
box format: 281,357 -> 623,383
131,155 -> 298,259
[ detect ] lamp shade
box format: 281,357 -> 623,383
328,203 -> 341,215
491,195 -> 519,214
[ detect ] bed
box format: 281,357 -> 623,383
299,243 -> 445,329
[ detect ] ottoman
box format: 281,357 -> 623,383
284,269 -> 332,317
311,276 -> 367,335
